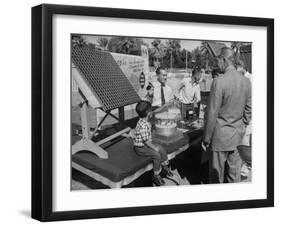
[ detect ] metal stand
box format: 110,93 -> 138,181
90,107 -> 126,139
72,101 -> 108,159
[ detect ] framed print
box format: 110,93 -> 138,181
31,4 -> 274,221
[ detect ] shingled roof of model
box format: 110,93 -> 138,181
72,46 -> 141,111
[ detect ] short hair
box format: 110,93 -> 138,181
235,59 -> 245,69
192,68 -> 202,82
155,66 -> 166,75
136,101 -> 152,118
218,47 -> 235,63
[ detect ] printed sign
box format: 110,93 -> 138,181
111,52 -> 149,92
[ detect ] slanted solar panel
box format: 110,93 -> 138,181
72,46 -> 141,111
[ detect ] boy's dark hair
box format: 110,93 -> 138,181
211,68 -> 220,78
192,68 -> 201,76
136,101 -> 152,118
192,68 -> 202,82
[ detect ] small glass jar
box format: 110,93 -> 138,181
187,109 -> 194,120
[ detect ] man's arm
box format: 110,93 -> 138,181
243,81 -> 252,125
166,85 -> 175,102
174,79 -> 185,98
193,85 -> 201,108
203,79 -> 222,144
194,85 -> 201,103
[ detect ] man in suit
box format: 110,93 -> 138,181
202,47 -> 251,183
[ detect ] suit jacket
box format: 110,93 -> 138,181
203,66 -> 251,151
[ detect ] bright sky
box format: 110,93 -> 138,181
83,35 -> 231,52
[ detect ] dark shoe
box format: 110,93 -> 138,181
161,165 -> 173,177
152,174 -> 165,186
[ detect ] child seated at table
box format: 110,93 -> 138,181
133,100 -> 173,186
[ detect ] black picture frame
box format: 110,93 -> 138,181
32,3 -> 274,222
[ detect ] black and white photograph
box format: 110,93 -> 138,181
71,34 -> 252,190
29,2 -> 274,222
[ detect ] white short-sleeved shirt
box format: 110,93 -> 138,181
178,77 -> 201,104
151,80 -> 173,107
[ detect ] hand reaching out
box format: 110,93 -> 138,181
201,141 -> 209,152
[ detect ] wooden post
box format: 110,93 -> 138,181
118,107 -> 125,122
80,101 -> 90,140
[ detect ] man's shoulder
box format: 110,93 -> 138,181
211,76 -> 228,91
216,69 -> 239,82
166,83 -> 172,91
182,77 -> 192,83
242,75 -> 252,88
212,76 -> 223,85
152,81 -> 160,87
217,70 -> 251,90
225,69 -> 241,78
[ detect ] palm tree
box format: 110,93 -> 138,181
107,37 -> 147,55
200,41 -> 208,69
180,49 -> 192,71
200,41 -> 213,71
165,39 -> 181,70
191,47 -> 204,69
149,39 -> 166,67
72,34 -> 87,47
97,37 -> 109,51
231,42 -> 242,57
